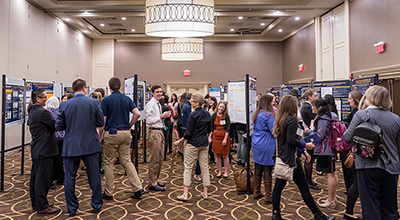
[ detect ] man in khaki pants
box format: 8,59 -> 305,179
99,77 -> 144,200
145,85 -> 171,191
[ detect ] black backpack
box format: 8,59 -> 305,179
351,110 -> 384,160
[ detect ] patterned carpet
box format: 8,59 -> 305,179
0,143 -> 399,220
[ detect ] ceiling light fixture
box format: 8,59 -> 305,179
261,23 -> 265,26
65,18 -> 70,21
295,17 -> 300,20
121,17 -> 126,20
278,29 -> 283,32
131,29 -> 136,32
238,16 -> 243,19
162,38 -> 204,61
100,23 -> 105,27
145,0 -> 215,38
230,28 -> 235,32
83,30 -> 88,33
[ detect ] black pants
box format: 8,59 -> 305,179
341,150 -> 355,192
53,140 -> 65,184
272,158 -> 320,214
30,155 -> 54,211
345,170 -> 358,215
357,168 -> 398,220
304,149 -> 316,184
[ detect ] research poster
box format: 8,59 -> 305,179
5,78 -> 25,127
280,85 -> 292,97
228,81 -> 246,124
290,83 -> 311,100
146,84 -> 151,104
313,80 -> 351,121
124,77 -> 135,101
26,81 -> 54,117
63,85 -> 74,95
209,87 -> 221,103
248,77 -> 257,134
137,81 -> 146,121
220,85 -> 227,102
267,86 -> 281,104
352,76 -> 376,95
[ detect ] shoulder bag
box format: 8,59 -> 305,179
272,139 -> 294,181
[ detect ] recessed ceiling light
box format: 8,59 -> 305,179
230,28 -> 234,32
100,23 -> 105,27
278,29 -> 283,32
131,29 -> 136,32
261,23 -> 265,26
65,18 -> 70,21
295,17 -> 300,20
238,16 -> 243,19
83,30 -> 88,33
121,17 -> 126,20
83,11 -> 89,14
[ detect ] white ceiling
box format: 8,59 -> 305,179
27,0 -> 344,42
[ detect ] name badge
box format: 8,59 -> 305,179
220,120 -> 226,125
296,128 -> 304,137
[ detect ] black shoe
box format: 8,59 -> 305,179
100,169 -> 104,174
140,189 -> 149,194
88,208 -> 101,214
149,185 -> 165,191
102,192 -> 113,200
209,159 -> 215,164
157,181 -> 165,187
308,182 -> 321,190
343,213 -> 362,220
272,212 -> 283,220
314,210 -> 335,220
131,190 -> 142,199
81,166 -> 86,171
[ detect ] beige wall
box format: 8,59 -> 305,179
349,0 -> 400,72
114,41 -> 283,95
282,23 -> 316,84
0,0 -> 93,151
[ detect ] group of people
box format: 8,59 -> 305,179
27,77 -> 400,220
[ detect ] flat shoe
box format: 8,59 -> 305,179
177,194 -> 188,202
200,192 -> 208,200
223,174 -> 229,178
216,174 -> 222,178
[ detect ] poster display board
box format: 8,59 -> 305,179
352,76 -> 376,95
5,78 -> 25,128
209,87 -> 221,103
63,85 -> 74,95
220,85 -> 227,102
54,83 -> 62,98
227,81 -> 246,124
290,83 -> 311,100
125,77 -> 135,101
313,80 -> 351,121
280,85 -> 292,97
248,77 -> 257,134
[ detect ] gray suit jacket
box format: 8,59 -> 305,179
343,106 -> 400,175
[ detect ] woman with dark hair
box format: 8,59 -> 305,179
207,96 -> 218,164
160,94 -> 174,160
324,94 -> 338,115
342,90 -> 363,220
308,99 -> 339,208
344,86 -> 400,220
271,95 -> 334,220
209,102 -> 231,178
171,93 -> 179,144
251,95 -> 275,203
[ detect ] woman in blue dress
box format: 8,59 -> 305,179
251,94 -> 276,204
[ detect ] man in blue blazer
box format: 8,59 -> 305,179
55,79 -> 104,217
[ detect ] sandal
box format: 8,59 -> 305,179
177,194 -> 188,202
200,192 -> 208,200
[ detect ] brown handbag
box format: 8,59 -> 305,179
344,151 -> 355,168
233,168 -> 254,192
